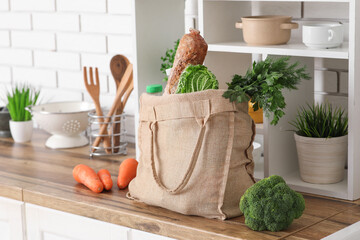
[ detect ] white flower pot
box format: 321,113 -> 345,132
294,133 -> 347,184
9,120 -> 33,143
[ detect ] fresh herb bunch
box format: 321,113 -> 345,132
223,57 -> 311,125
7,85 -> 40,121
290,103 -> 348,138
160,39 -> 180,82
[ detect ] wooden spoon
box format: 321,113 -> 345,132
109,55 -> 130,153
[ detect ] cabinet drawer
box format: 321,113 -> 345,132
25,203 -> 130,240
0,196 -> 25,240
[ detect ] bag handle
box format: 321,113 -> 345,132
149,121 -> 206,194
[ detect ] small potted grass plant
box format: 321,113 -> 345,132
290,103 -> 348,184
7,85 -> 40,143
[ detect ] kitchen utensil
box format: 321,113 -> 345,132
92,64 -> 133,152
302,23 -> 344,49
27,101 -> 95,149
118,76 -> 134,113
110,55 -> 130,153
235,15 -> 298,45
88,110 -> 127,156
83,67 -> 111,153
0,107 -> 11,138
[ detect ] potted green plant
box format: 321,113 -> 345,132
7,85 -> 40,143
160,39 -> 180,82
223,56 -> 311,125
290,103 -> 348,184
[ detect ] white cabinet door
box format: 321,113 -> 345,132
130,229 -> 176,240
25,203 -> 130,240
0,196 -> 26,240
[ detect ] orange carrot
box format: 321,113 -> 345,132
97,169 -> 113,191
117,158 -> 138,189
73,164 -> 104,193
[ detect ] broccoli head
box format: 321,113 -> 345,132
240,175 -> 305,232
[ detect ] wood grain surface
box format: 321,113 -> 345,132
0,130 -> 359,240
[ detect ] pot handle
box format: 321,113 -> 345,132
235,22 -> 243,29
281,22 -> 299,30
328,29 -> 335,41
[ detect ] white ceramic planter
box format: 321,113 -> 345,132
9,120 -> 33,143
294,133 -> 347,184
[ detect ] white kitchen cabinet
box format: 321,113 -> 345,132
130,229 -> 175,240
0,196 -> 26,240
25,203 -> 130,240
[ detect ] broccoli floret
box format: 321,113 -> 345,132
240,175 -> 305,232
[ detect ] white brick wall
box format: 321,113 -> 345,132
0,0 -> 194,143
32,13 -> 80,31
12,31 -> 56,50
34,51 -> 80,70
81,14 -> 132,34
11,0 -> 55,12
57,0 -> 106,13
12,67 -> 57,87
0,0 -> 137,142
0,31 -> 9,47
0,66 -> 11,83
0,13 -> 31,30
0,0 -> 9,11
57,33 -> 106,53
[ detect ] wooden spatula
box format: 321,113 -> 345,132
109,55 -> 130,152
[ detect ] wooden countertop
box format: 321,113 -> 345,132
0,130 -> 359,240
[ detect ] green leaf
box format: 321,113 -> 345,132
224,56 -> 311,125
289,103 -> 348,138
175,65 -> 219,94
6,84 -> 40,122
160,39 -> 180,82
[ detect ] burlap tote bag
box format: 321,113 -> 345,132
128,89 -> 255,220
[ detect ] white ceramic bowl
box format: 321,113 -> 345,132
28,101 -> 95,149
303,23 -> 344,49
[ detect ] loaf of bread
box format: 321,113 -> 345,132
164,29 -> 208,94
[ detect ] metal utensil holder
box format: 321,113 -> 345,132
88,110 -> 127,157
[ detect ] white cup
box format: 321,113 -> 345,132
302,23 -> 344,49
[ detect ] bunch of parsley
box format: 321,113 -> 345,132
223,57 -> 311,125
160,39 -> 180,82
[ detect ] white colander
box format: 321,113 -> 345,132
27,101 -> 95,149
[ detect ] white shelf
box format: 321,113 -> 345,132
208,41 -> 349,59
283,170 -> 348,199
205,0 -> 350,2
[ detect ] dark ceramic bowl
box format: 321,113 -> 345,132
0,107 -> 11,138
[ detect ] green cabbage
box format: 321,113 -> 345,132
175,65 -> 219,94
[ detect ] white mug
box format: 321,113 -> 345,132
302,23 -> 344,49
